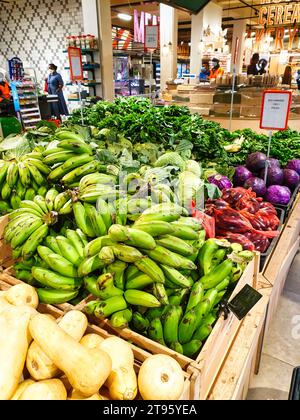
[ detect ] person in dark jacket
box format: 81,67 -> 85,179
247,53 -> 260,75
47,64 -> 69,118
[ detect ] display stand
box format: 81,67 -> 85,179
15,68 -> 41,130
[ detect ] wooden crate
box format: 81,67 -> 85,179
0,280 -> 197,400
208,287 -> 269,400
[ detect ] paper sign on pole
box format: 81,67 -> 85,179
145,25 -> 159,50
68,47 -> 83,82
260,90 -> 292,131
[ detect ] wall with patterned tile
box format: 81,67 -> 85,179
0,0 -> 84,88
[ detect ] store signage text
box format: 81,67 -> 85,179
134,10 -> 159,43
259,1 -> 300,26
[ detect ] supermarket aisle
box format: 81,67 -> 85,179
247,252 -> 300,400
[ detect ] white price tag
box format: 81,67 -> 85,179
260,90 -> 292,131
145,25 -> 158,50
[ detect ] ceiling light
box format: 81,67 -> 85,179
118,13 -> 132,21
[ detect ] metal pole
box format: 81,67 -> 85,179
264,130 -> 273,184
229,65 -> 236,132
149,51 -> 153,103
78,81 -> 84,126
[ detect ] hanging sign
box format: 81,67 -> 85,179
260,90 -> 292,130
68,47 -> 83,82
145,25 -> 159,50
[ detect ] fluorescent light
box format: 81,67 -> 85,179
118,13 -> 132,21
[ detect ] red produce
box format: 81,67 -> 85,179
217,232 -> 255,251
244,232 -> 270,253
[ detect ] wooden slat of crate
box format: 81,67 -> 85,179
0,215 -> 14,268
208,288 -> 269,400
191,252 -> 259,400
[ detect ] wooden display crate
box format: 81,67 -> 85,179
0,279 -> 197,400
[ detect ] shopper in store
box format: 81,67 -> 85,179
282,65 -> 292,86
47,64 -> 69,118
209,58 -> 224,80
247,53 -> 260,75
258,58 -> 268,75
296,70 -> 300,90
199,62 -> 210,82
0,73 -> 11,104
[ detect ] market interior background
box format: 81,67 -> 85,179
1,0 -> 300,401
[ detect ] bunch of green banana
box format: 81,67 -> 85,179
77,173 -> 118,203
0,155 -> 50,211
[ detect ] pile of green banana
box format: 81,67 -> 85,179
43,131 -> 103,188
0,153 -> 50,213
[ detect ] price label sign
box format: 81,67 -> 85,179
260,90 -> 292,131
145,25 -> 159,50
68,47 -> 83,82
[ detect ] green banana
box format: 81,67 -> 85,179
32,267 -> 81,290
178,309 -> 197,344
163,305 -> 183,345
148,318 -> 165,346
11,218 -> 43,249
134,257 -> 165,284
194,299 -> 211,330
108,225 -> 156,250
73,202 -> 96,238
77,255 -> 105,277
6,162 -> 19,188
84,236 -> 115,258
56,236 -> 82,267
22,224 -> 49,259
170,224 -> 199,240
186,281 -> 205,313
44,236 -> 62,255
125,265 -> 141,282
25,188 -> 36,201
20,200 -> 45,216
79,173 -> 116,190
16,179 -> 26,200
43,150 -> 76,165
8,207 -> 41,220
170,342 -> 184,354
106,260 -> 127,290
0,162 -> 8,186
156,235 -> 195,256
37,186 -> 47,198
37,288 -> 78,304
111,244 -> 143,263
94,295 -> 127,319
201,312 -> 218,326
200,260 -> 233,290
145,307 -> 167,321
136,213 -> 180,224
124,290 -> 161,308
168,288 -> 189,306
204,289 -> 219,311
57,139 -> 92,155
126,273 -> 154,290
133,220 -> 175,237
15,270 -> 37,286
211,249 -> 227,269
182,340 -> 202,358
96,199 -> 113,230
198,239 -> 219,275
215,277 -> 230,292
87,273 -> 123,299
25,158 -> 50,175
175,217 -> 203,231
110,309 -> 133,329
84,203 -> 107,237
33,195 -> 48,214
160,265 -> 193,288
152,283 -> 169,305
193,324 -> 213,342
53,192 -> 70,212
26,163 -> 45,186
1,182 -> 12,200
214,291 -> 226,305
131,312 -> 150,332
48,154 -> 93,182
42,147 -> 64,157
55,131 -> 86,142
76,229 -> 88,247
61,161 -> 100,185
37,246 -> 78,278
144,246 -> 197,270
5,215 -> 37,243
99,246 -> 115,265
10,193 -> 21,210
45,188 -> 59,212
65,229 -> 85,258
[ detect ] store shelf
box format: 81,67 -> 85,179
21,112 -> 40,118
63,48 -> 98,54
20,107 -> 40,113
65,64 -> 100,71
23,118 -> 41,124
66,82 -> 101,87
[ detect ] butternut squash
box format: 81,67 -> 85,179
19,379 -> 67,400
100,337 -> 137,400
10,379 -> 35,400
27,310 -> 88,380
29,314 -> 112,396
138,354 -> 185,400
0,305 -> 34,399
80,333 -> 104,349
4,284 -> 38,309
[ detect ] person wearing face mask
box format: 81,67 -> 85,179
47,64 -> 69,118
209,58 -> 224,80
0,73 -> 11,104
199,62 -> 210,82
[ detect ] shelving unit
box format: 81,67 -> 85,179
16,70 -> 41,130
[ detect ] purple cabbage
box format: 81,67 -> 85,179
265,185 -> 291,205
233,166 -> 253,187
208,174 -> 232,190
267,158 -> 280,167
246,152 -> 267,172
283,169 -> 300,191
244,177 -> 267,197
286,160 -> 300,176
260,166 -> 284,186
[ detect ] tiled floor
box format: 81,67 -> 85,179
247,252 -> 300,400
